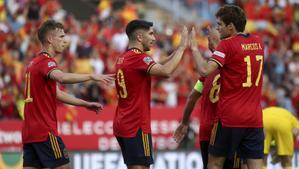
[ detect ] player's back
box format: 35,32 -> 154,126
263,107 -> 299,129
199,70 -> 220,141
22,53 -> 58,143
212,34 -> 264,127
114,49 -> 155,137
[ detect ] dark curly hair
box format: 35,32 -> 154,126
216,5 -> 247,32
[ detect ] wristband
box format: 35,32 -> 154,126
193,80 -> 203,93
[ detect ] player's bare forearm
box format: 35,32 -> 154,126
191,48 -> 211,76
59,73 -> 92,83
149,26 -> 188,77
149,46 -> 186,77
159,51 -> 175,65
56,87 -> 88,107
163,46 -> 186,73
190,27 -> 218,76
207,26 -> 220,52
182,89 -> 201,125
50,69 -> 92,84
50,70 -> 114,84
162,25 -> 189,73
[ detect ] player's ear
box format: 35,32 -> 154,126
227,23 -> 235,31
136,34 -> 143,42
135,30 -> 143,42
46,32 -> 53,44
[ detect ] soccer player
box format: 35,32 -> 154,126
113,19 -> 188,169
190,5 -> 264,169
173,68 -> 241,169
263,106 -> 299,169
22,20 -> 114,169
173,71 -> 222,169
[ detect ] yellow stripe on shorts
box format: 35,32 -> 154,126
142,132 -> 150,156
209,122 -> 218,145
141,132 -> 146,156
233,152 -> 240,168
49,133 -> 62,159
49,133 -> 58,159
145,133 -> 150,156
233,153 -> 237,168
236,157 -> 240,168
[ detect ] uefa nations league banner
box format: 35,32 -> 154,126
0,105 -> 201,151
2,151 -> 299,169
2,105 -> 299,169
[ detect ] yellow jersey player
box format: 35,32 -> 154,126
263,106 -> 299,169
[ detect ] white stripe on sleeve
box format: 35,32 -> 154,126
213,51 -> 225,58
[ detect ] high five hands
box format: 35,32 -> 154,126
179,26 -> 189,49
178,26 -> 220,52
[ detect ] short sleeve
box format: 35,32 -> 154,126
39,58 -> 58,77
135,54 -> 156,73
210,41 -> 227,67
199,76 -> 205,82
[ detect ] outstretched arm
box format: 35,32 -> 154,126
157,51 -> 176,65
56,86 -> 103,113
181,89 -> 202,125
173,80 -> 202,143
49,69 -> 115,84
148,26 -> 188,77
190,27 -> 218,77
207,26 -> 220,53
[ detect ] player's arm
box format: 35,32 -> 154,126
289,113 -> 299,129
148,47 -> 185,77
190,27 -> 219,77
181,89 -> 202,125
291,115 -> 299,139
173,80 -> 203,143
49,69 -> 114,84
207,26 -> 220,53
157,52 -> 175,65
148,26 -> 188,77
56,86 -> 103,113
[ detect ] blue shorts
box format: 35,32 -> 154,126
209,122 -> 264,159
116,129 -> 154,166
23,133 -> 69,168
201,141 -> 241,169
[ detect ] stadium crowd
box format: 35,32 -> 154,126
1,0 -> 299,120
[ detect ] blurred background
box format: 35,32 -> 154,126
1,0 -> 299,168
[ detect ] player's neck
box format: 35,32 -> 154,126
232,31 -> 244,37
41,46 -> 55,58
128,42 -> 144,52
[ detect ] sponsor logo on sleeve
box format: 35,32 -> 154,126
143,56 -> 153,65
213,51 -> 225,58
48,61 -> 56,68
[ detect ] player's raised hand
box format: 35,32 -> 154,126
173,123 -> 188,143
190,27 -> 198,51
207,26 -> 220,52
91,74 -> 115,85
179,26 -> 189,49
85,102 -> 103,114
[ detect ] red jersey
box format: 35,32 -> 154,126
22,52 -> 58,143
113,49 -> 156,137
199,70 -> 220,141
211,34 -> 264,128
